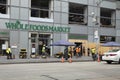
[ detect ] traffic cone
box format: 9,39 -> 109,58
61,56 -> 64,63
97,55 -> 100,62
69,56 -> 72,63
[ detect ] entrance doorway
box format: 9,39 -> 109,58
29,32 -> 51,57
74,42 -> 83,56
38,34 -> 51,56
69,39 -> 88,56
0,38 -> 9,56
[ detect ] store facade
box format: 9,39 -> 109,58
0,0 -> 120,58
4,20 -> 70,58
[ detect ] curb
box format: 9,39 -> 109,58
0,60 -> 93,64
0,56 -> 93,64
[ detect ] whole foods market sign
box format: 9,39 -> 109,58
5,21 -> 70,33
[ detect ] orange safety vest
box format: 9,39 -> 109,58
76,47 -> 81,53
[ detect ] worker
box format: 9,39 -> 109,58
6,46 -> 12,59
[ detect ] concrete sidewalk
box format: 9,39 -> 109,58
0,56 -> 93,64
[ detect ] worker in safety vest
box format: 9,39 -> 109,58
75,47 -> 81,57
91,48 -> 97,61
42,44 -> 47,57
6,46 -> 12,59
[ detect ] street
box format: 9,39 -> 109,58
0,62 -> 120,80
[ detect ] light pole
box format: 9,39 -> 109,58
92,0 -> 103,59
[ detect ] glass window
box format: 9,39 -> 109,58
31,0 -> 50,18
38,34 -> 50,46
31,34 -> 37,43
100,8 -> 116,28
0,0 -> 7,4
100,36 -> 115,43
69,3 -> 88,25
0,0 -> 7,14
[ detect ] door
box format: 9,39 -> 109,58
38,34 -> 51,56
0,38 -> 9,56
29,32 -> 51,56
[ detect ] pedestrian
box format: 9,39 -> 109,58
91,47 -> 97,61
68,46 -> 73,58
75,46 -> 81,58
83,47 -> 85,56
6,46 -> 12,59
87,48 -> 90,56
41,44 -> 47,58
73,46 -> 76,56
64,46 -> 68,60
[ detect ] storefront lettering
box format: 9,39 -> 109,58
5,21 -> 71,33
0,32 -> 9,35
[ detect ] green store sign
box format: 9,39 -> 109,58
0,32 -> 9,35
5,21 -> 71,33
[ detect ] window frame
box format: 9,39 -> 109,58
0,0 -> 10,18
30,0 -> 53,22
100,8 -> 116,28
69,3 -> 88,25
100,35 -> 116,43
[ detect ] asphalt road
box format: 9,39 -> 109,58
0,62 -> 120,80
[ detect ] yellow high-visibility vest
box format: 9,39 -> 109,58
6,48 -> 11,54
91,48 -> 96,54
42,47 -> 45,53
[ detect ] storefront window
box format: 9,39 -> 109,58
31,0 -> 51,18
0,38 -> 9,56
0,40 -> 4,55
38,34 -> 50,45
100,36 -> 115,43
31,34 -> 37,43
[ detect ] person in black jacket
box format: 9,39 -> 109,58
64,46 -> 68,60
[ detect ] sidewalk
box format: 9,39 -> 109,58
0,56 -> 93,64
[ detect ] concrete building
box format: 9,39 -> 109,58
0,0 -> 120,58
